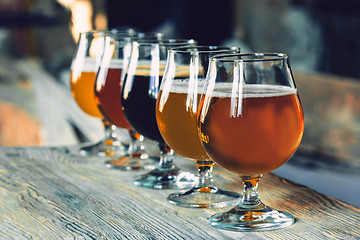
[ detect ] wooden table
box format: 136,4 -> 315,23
0,146 -> 359,239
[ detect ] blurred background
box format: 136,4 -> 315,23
2,0 -> 360,78
0,0 -> 359,207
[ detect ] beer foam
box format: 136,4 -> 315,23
134,65 -> 166,76
171,65 -> 205,78
109,59 -> 124,69
83,57 -> 97,65
167,78 -> 206,94
211,83 -> 297,98
72,57 -> 98,72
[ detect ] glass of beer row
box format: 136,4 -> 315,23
121,39 -> 198,189
94,34 -> 163,170
69,29 -> 135,157
156,46 -> 241,208
197,53 -> 304,231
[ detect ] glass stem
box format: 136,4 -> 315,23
194,161 -> 216,190
102,119 -> 119,145
128,130 -> 144,154
238,175 -> 265,209
158,142 -> 175,170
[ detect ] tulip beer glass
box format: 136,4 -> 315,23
95,34 -> 162,170
121,39 -> 197,189
198,53 -> 304,230
70,29 -> 134,156
156,46 -> 241,207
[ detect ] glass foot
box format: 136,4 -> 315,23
62,141 -> 127,158
80,142 -> 114,157
132,167 -> 197,189
167,187 -> 240,208
104,153 -> 156,171
209,204 -> 295,231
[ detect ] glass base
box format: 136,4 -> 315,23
132,167 -> 197,190
167,187 -> 240,208
209,205 -> 295,231
104,153 -> 156,171
61,141 -> 127,158
80,142 -> 119,157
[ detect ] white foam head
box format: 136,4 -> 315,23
109,59 -> 124,69
167,78 -> 206,94
212,83 -> 297,98
71,57 -> 98,72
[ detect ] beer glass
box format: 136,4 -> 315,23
198,53 -> 304,230
121,39 -> 197,189
95,34 -> 163,170
156,46 -> 241,208
70,29 -> 135,157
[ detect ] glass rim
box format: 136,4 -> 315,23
113,32 -> 163,39
134,38 -> 196,46
169,45 -> 239,55
137,32 -> 164,38
110,27 -> 137,33
117,32 -> 164,41
109,35 -> 160,42
211,52 -> 289,62
79,30 -> 112,36
80,29 -> 137,37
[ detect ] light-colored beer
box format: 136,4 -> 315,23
70,58 -> 102,118
198,84 -> 304,176
156,81 -> 208,161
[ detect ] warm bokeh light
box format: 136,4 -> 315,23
56,0 -> 107,43
70,1 -> 93,43
94,12 -> 108,30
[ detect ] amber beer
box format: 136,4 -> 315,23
156,80 -> 208,161
70,57 -> 103,118
198,84 -> 304,176
95,59 -> 132,130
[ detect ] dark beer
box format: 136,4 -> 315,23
121,68 -> 164,142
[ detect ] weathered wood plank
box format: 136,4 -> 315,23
0,147 -> 359,239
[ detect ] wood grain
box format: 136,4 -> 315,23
0,147 -> 359,239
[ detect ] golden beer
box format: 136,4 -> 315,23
70,57 -> 102,118
198,84 -> 304,176
156,81 -> 208,161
